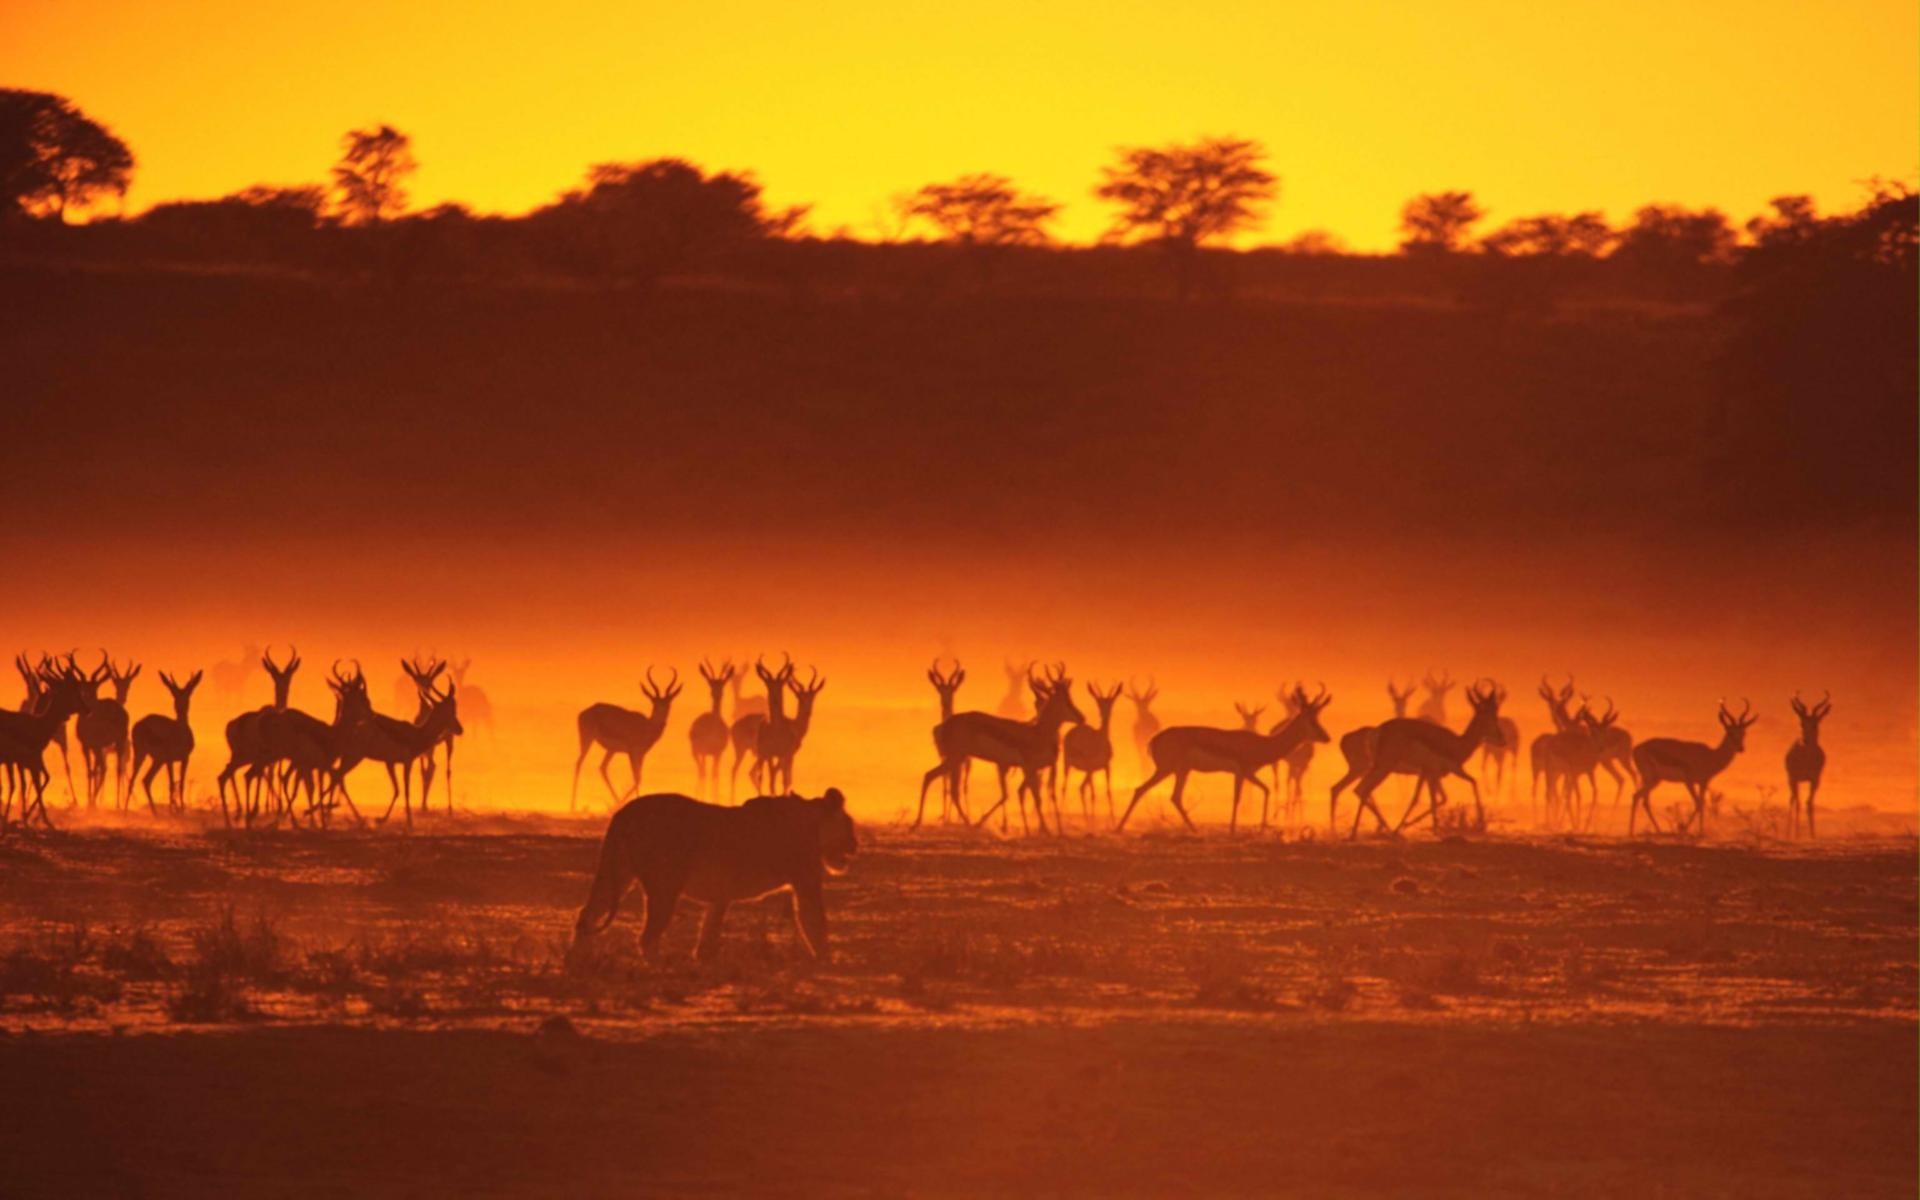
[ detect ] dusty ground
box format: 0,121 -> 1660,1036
0,814 -> 1913,1196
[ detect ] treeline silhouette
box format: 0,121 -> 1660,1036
2,88 -> 1914,533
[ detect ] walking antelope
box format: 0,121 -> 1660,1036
753,666 -> 825,794
267,661 -> 374,828
76,652 -> 139,809
129,670 -> 204,813
571,668 -> 683,810
400,657 -> 457,811
1125,678 -> 1161,776
688,659 -> 735,798
339,674 -> 464,826
913,659 -> 968,828
1119,685 -> 1333,833
1785,691 -> 1831,837
1628,700 -> 1758,836
920,664 -> 1085,835
1325,679 -> 1419,834
729,657 -> 790,800
1347,681 -> 1505,838
216,646 -> 302,823
1063,680 -> 1125,826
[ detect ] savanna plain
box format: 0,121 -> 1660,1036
0,806 -> 1913,1197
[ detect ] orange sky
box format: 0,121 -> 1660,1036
7,0 -> 1915,248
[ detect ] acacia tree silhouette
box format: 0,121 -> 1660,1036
0,89 -> 133,222
1399,191 -> 1485,254
1093,136 -> 1277,298
1612,204 -> 1739,269
1480,211 -> 1613,257
331,125 -> 416,225
902,173 -> 1059,284
531,158 -> 786,290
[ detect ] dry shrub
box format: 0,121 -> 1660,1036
99,924 -> 175,980
167,907 -> 287,1023
0,925 -> 124,1012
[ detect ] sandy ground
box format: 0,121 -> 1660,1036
0,813 -> 1913,1196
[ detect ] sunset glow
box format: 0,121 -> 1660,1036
8,0 -> 1916,245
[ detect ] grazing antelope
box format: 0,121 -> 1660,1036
914,658 -> 968,828
729,657 -> 790,801
1063,680 -> 1125,826
572,668 -> 683,810
921,664 -> 1085,835
1325,679 -> 1420,834
1348,681 -> 1505,838
216,646 -> 302,824
1125,678 -> 1161,776
1785,691 -> 1831,837
689,659 -> 736,798
1119,685 -> 1333,833
337,672 -> 464,826
753,666 -> 825,794
1416,670 -> 1456,725
76,652 -> 139,809
129,670 -> 204,813
1629,700 -> 1758,836
996,659 -> 1036,718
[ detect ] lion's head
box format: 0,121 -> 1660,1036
816,787 -> 857,875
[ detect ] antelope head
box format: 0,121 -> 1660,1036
1788,691 -> 1831,741
1717,698 -> 1758,749
107,654 -> 141,702
159,669 -> 204,717
640,666 -> 683,716
1387,678 -> 1418,716
1283,683 -> 1335,744
1087,680 -> 1123,725
1037,665 -> 1085,725
1124,676 -> 1158,712
699,657 -> 736,695
1234,701 -> 1266,730
926,657 -> 965,698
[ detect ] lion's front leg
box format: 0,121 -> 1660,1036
790,880 -> 829,961
695,900 -> 731,962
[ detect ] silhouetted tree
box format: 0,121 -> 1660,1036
530,158 -> 778,288
901,174 -> 1059,246
1399,191 -> 1484,254
0,89 -> 134,221
1480,211 -> 1612,257
1743,195 -> 1820,252
1610,204 -> 1737,269
331,125 -> 416,225
1094,137 -> 1277,296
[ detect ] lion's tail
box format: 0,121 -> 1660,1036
574,811 -> 635,940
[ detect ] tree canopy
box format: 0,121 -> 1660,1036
901,174 -> 1059,246
1093,137 -> 1277,249
0,89 -> 134,220
331,125 -> 416,225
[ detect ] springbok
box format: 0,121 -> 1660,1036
1347,681 -> 1505,838
1272,683 -> 1320,825
269,662 -> 374,828
1325,679 -> 1419,834
216,646 -> 301,823
207,642 -> 263,709
400,657 -> 456,811
753,666 -> 825,794
1529,676 -> 1581,827
76,652 -> 138,809
728,661 -> 768,722
337,672 -> 463,826
729,657 -> 790,800
913,658 -> 968,828
130,670 -> 204,814
572,668 -> 682,810
1233,702 -> 1267,731
1477,709 -> 1521,803
1119,685 -> 1333,833
1785,691 -> 1831,837
689,659 -> 736,798
921,664 -> 1084,835
1063,680 -> 1125,826
0,658 -> 89,830
1416,670 -> 1456,725
996,659 -> 1036,718
1628,700 -> 1758,836
447,658 -> 495,739
1125,678 -> 1161,776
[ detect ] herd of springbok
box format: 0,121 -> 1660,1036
0,648 -> 1834,840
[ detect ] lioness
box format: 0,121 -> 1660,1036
573,789 -> 856,960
